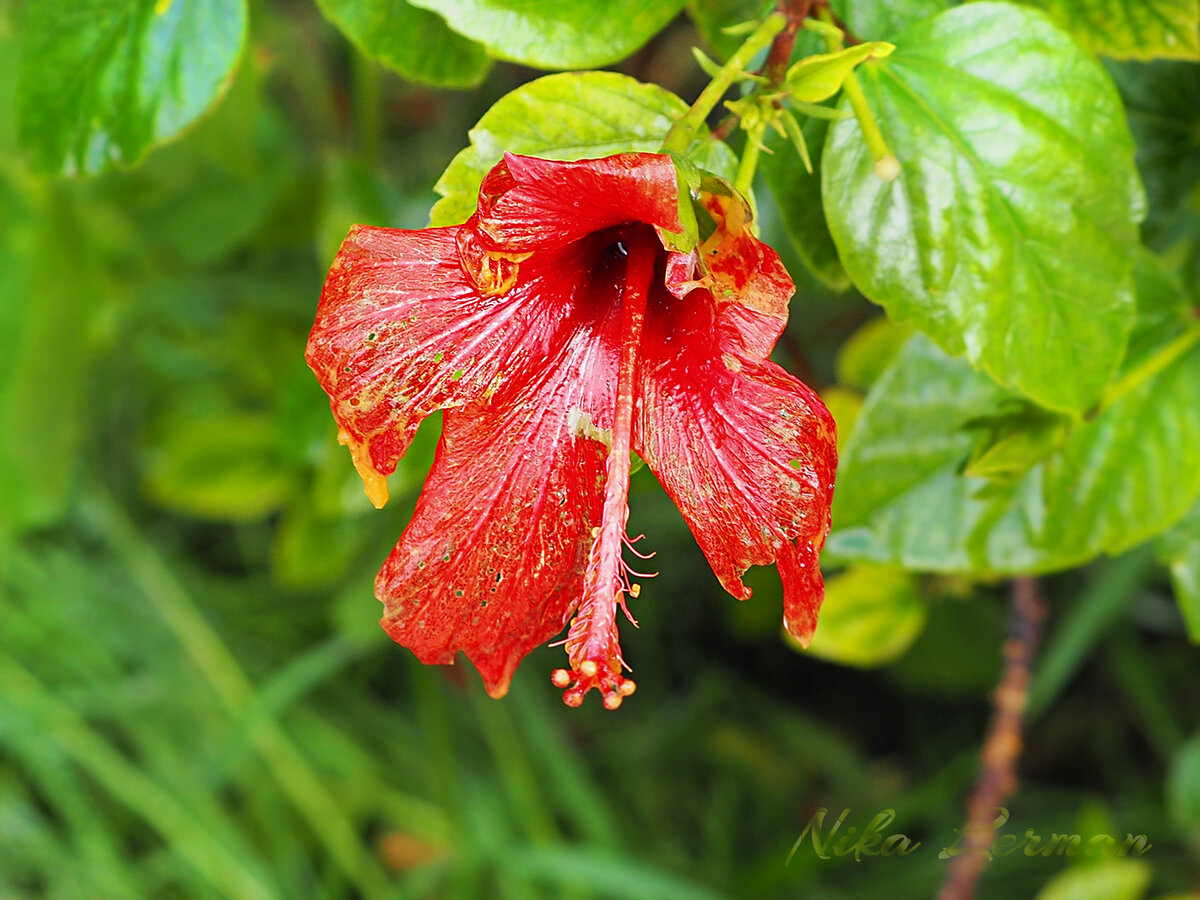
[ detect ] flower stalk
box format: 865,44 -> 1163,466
661,12 -> 787,154
816,8 -> 899,181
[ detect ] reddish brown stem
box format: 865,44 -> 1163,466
938,577 -> 1047,900
764,0 -> 815,87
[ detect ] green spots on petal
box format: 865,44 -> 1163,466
788,459 -> 803,470
434,350 -> 444,363
451,369 -> 464,381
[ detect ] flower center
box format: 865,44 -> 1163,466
552,226 -> 659,709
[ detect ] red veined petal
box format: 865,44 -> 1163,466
307,225 -> 602,507
635,290 -> 838,646
471,153 -> 684,253
696,189 -> 795,358
375,245 -> 630,698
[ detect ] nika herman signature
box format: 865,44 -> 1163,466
785,808 -> 1152,864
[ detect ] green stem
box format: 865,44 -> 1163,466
1096,316 -> 1200,415
816,7 -> 899,181
734,121 -> 765,195
661,12 -> 787,154
841,72 -> 900,181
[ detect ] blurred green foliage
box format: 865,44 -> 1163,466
1,1 -> 1199,898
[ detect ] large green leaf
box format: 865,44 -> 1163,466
1158,501 -> 1200,642
314,0 -> 490,88
760,116 -> 850,291
407,0 -> 685,68
1016,0 -> 1200,61
429,72 -> 739,226
828,257 -> 1200,575
17,0 -> 247,175
828,0 -> 952,40
822,3 -> 1145,413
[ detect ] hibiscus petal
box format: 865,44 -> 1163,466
698,189 -> 795,358
471,152 -> 683,253
307,225 -> 592,507
636,292 -> 837,645
376,298 -> 622,698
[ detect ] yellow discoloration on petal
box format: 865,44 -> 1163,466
338,429 -> 389,509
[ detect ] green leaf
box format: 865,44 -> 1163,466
1035,860 -> 1151,900
785,42 -> 895,103
1108,59 -> 1200,243
686,0 -> 774,60
1015,0 -> 1200,61
1158,500 -> 1200,642
795,565 -> 927,667
407,0 -> 685,68
17,0 -> 247,176
429,72 -> 739,227
1166,731 -> 1200,831
828,0 -> 952,40
760,116 -> 850,291
142,412 -> 296,521
961,405 -> 1071,484
314,0 -> 490,89
829,259 -> 1200,574
834,316 -> 913,391
822,3 -> 1145,413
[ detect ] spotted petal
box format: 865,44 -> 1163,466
377,296 -> 622,697
636,276 -> 837,645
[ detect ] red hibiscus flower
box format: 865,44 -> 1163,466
306,152 -> 836,709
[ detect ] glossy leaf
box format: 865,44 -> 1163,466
759,117 -> 849,291
314,0 -> 490,88
828,0 -> 952,40
822,2 -> 1145,413
1017,0 -> 1200,61
686,0 -> 774,60
407,0 -> 685,68
1158,501 -> 1200,642
828,257 -> 1200,575
795,565 -> 926,667
430,72 -> 738,227
18,0 -> 247,175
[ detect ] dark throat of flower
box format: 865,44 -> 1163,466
553,227 -> 658,710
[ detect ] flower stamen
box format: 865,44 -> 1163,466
557,229 -> 658,708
